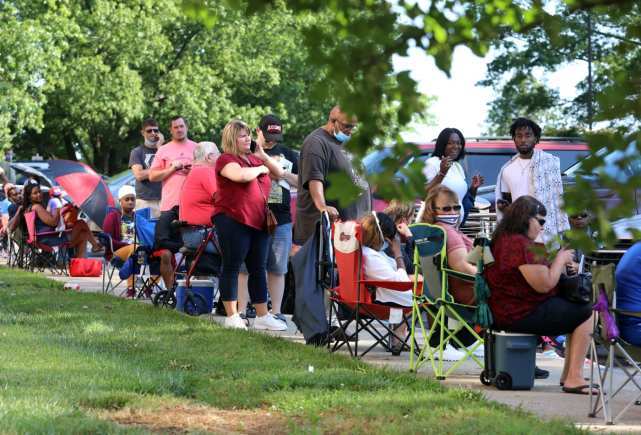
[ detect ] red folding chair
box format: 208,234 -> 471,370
23,210 -> 72,275
328,220 -> 423,358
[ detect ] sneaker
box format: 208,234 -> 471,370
223,313 -> 248,330
430,344 -> 466,361
534,366 -> 550,379
253,313 -> 287,331
273,313 -> 287,324
125,288 -> 135,298
245,305 -> 257,319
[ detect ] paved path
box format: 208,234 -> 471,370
40,270 -> 641,432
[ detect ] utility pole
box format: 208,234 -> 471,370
587,12 -> 594,131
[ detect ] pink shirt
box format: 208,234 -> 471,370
149,139 -> 197,211
179,164 -> 217,226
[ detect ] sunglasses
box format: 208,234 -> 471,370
145,128 -> 160,134
535,217 -> 546,226
434,205 -> 462,212
572,213 -> 588,219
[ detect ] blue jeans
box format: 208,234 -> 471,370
240,223 -> 292,275
213,213 -> 269,303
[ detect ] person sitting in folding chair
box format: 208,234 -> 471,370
615,241 -> 641,346
361,212 -> 422,355
103,185 -> 137,296
22,183 -> 101,258
419,185 -> 480,360
484,195 -> 594,395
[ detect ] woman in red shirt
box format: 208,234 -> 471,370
485,195 -> 593,394
213,120 -> 286,331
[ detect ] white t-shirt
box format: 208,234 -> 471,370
362,246 -> 413,307
423,156 -> 468,205
500,157 -> 532,202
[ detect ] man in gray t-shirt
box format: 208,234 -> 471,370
128,118 -> 162,217
294,106 -> 371,245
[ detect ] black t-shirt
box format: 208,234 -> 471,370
294,128 -> 371,244
264,144 -> 299,225
129,145 -> 162,200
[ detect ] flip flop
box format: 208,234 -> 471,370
562,384 -> 600,395
559,377 -> 590,387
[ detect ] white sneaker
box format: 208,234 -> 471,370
430,344 -> 466,361
253,313 -> 288,331
223,313 -> 248,330
467,341 -> 484,358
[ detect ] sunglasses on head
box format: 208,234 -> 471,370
145,128 -> 160,134
434,205 -> 462,212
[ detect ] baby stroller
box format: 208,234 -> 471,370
152,221 -> 222,316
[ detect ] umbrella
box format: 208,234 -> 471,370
44,160 -> 115,229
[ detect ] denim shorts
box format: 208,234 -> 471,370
181,227 -> 218,254
240,222 -> 292,275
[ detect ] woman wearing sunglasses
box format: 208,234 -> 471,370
419,185 -> 480,361
485,195 -> 594,395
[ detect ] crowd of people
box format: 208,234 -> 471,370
2,107 -> 634,396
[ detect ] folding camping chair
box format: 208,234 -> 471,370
588,263 -> 641,425
23,210 -> 72,275
328,220 -> 422,358
7,226 -> 27,269
408,223 -> 484,379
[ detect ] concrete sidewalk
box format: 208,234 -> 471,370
42,270 -> 641,432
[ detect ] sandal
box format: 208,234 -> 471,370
562,384 -> 600,395
560,377 -> 590,387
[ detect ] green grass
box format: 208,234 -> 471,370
0,268 -> 581,434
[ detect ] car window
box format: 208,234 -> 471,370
461,153 -> 514,186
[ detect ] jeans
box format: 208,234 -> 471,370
213,213 -> 269,303
240,222 -> 292,275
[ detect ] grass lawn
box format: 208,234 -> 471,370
0,268 -> 581,434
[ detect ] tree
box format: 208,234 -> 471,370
1,0 -> 334,173
207,0 -> 639,250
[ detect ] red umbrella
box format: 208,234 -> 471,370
44,160 -> 115,229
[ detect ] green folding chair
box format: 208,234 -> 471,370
409,223 -> 484,379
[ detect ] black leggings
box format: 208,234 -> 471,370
500,296 -> 592,336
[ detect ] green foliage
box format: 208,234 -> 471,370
1,0 -> 332,173
0,268 -> 582,433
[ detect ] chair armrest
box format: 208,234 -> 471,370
442,267 -> 475,283
360,279 -> 423,293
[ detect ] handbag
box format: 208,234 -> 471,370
558,254 -> 592,304
69,258 -> 103,277
257,175 -> 278,235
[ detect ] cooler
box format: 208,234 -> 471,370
493,331 -> 537,390
175,279 -> 215,314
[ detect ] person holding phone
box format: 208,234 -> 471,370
485,195 -> 593,394
213,119 -> 286,331
422,128 -> 483,226
494,117 -> 569,244
149,116 -> 197,214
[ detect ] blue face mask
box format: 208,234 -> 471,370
380,240 -> 389,252
334,130 -> 351,143
435,214 -> 460,227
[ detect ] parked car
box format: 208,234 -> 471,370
364,137 -> 589,212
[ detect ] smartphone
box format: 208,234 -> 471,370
501,192 -> 512,204
250,139 -> 257,153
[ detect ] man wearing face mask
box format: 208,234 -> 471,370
294,105 -> 371,245
129,118 -> 164,218
495,117 -> 569,244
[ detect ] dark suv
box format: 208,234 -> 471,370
364,137 -> 590,211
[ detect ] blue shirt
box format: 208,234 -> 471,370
0,199 -> 10,216
615,242 -> 641,345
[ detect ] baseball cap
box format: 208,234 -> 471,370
259,114 -> 283,142
118,185 -> 136,200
